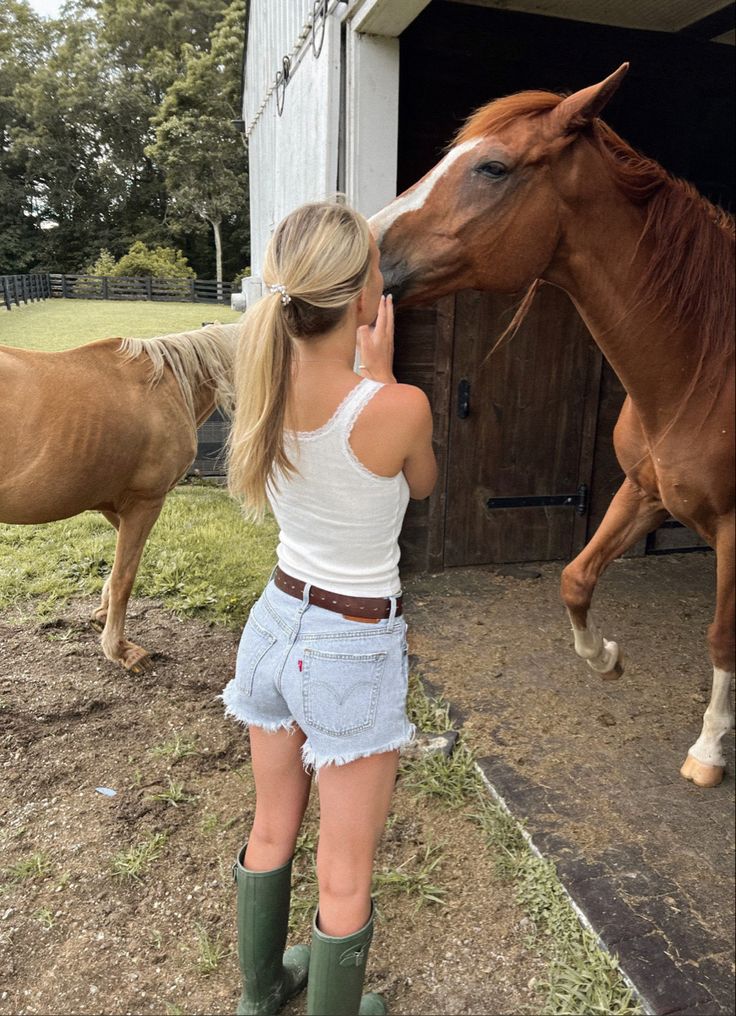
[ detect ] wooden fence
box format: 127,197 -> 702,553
1,273 -> 51,310
48,274 -> 232,303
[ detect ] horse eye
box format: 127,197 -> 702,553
475,161 -> 508,179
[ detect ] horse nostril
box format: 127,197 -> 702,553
380,259 -> 411,304
383,282 -> 405,303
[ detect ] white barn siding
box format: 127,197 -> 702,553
239,1 -> 431,306
244,2 -> 342,284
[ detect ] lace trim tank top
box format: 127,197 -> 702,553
267,379 -> 411,597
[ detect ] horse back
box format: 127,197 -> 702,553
0,340 -> 197,525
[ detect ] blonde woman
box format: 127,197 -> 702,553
222,200 -> 436,1016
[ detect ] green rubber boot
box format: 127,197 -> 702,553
233,845 -> 310,1016
306,904 -> 386,1016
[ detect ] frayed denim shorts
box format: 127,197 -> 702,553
221,579 -> 415,770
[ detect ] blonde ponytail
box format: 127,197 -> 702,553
227,200 -> 371,519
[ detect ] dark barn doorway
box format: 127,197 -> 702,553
394,0 -> 734,568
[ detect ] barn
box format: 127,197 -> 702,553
236,0 -> 734,571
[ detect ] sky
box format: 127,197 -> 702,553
26,0 -> 66,16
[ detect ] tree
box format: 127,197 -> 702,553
2,0 -> 248,276
147,0 -> 248,286
113,241 -> 194,278
0,0 -> 46,273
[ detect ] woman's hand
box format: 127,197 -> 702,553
356,295 -> 396,383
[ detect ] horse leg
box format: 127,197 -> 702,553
99,499 -> 163,673
90,510 -> 119,631
561,478 -> 668,678
681,516 -> 735,788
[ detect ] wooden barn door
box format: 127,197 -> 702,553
444,286 -> 602,566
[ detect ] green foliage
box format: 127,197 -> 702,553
147,0 -> 248,282
5,851 -> 53,883
373,841 -> 446,910
0,0 -> 48,273
232,265 -> 251,288
403,742 -> 484,808
1,0 -> 247,277
111,832 -> 168,880
406,672 -> 452,733
85,248 -> 118,275
113,241 -> 195,278
194,923 -> 228,974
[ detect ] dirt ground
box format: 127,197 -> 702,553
0,596 -> 545,1016
403,552 -> 735,1015
1,551 -> 732,1016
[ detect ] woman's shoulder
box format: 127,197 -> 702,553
355,382 -> 432,445
371,382 -> 431,418
371,383 -> 432,436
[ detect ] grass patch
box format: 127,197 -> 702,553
402,741 -> 483,808
373,841 -> 446,911
34,907 -> 55,929
0,298 -> 241,352
406,672 -> 452,733
0,486 -> 278,626
145,777 -> 194,808
5,851 -> 52,883
150,733 -> 200,763
112,832 -> 168,880
290,829 -> 319,932
403,681 -> 641,1016
194,923 -> 228,975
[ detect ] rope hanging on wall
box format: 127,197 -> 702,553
311,0 -> 328,59
275,56 -> 291,116
246,0 -> 345,135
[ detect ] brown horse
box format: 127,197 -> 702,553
0,323 -> 239,671
371,65 -> 735,788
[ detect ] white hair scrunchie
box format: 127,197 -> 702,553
267,283 -> 291,306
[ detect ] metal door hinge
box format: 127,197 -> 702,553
486,485 -> 589,516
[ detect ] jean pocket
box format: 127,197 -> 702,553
302,648 -> 387,737
236,616 -> 277,695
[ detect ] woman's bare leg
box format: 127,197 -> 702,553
245,725 -> 313,871
316,750 -> 400,937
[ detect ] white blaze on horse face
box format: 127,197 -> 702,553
688,668 -> 735,768
370,139 -> 483,246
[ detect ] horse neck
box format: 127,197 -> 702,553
193,385 -> 218,427
542,153 -> 702,436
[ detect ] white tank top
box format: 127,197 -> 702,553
267,379 -> 411,597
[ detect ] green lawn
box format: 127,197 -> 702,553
0,485 -> 278,627
0,297 -> 242,351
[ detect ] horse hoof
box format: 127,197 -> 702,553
122,649 -> 152,674
601,650 -> 625,682
680,753 -> 724,788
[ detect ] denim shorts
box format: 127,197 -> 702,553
221,579 -> 416,769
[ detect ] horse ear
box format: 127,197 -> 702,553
553,63 -> 629,134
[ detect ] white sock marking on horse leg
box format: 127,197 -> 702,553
567,611 -> 620,673
369,139 -> 482,244
688,667 -> 735,769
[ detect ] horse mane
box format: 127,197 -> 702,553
593,120 -> 734,377
454,89 -> 562,145
456,91 -> 736,388
118,322 -> 241,421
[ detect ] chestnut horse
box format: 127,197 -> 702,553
0,323 -> 239,672
372,65 -> 735,787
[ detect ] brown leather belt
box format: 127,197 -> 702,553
274,566 -> 402,620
